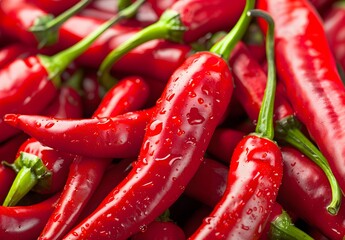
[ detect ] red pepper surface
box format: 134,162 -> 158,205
39,75 -> 150,240
324,2 -> 345,72
229,41 -> 342,214
257,0 -> 345,195
63,49 -> 233,239
0,193 -> 60,240
0,1 -> 144,143
189,10 -> 283,239
147,0 -> 177,17
30,0 -> 81,15
278,146 -> 345,240
0,44 -> 36,69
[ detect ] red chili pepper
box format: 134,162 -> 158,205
229,40 -> 342,214
0,192 -> 60,240
1,137 -> 75,207
0,0 -> 92,48
324,2 -> 345,73
188,9 -> 283,239
147,0 -> 177,17
98,0 -> 247,88
63,1 -> 253,236
278,146 -> 345,240
39,73 -> 150,240
257,0 -> 345,198
0,1 -> 144,143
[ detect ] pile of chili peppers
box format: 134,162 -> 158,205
1,0 -> 345,239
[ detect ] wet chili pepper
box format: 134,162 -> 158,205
99,0 -> 247,88
39,75 -> 150,240
324,2 -> 345,72
229,41 -> 342,214
0,0 -> 145,143
278,146 -> 345,240
189,10 -> 283,239
63,2 -> 253,238
257,0 -> 345,197
1,137 -> 75,207
0,0 -> 92,48
0,192 -> 60,240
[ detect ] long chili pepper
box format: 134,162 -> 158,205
0,192 -> 60,240
189,10 -> 283,239
0,0 -> 92,48
229,41 -> 342,214
63,1 -> 253,238
98,0 -> 248,88
324,2 -> 345,72
1,137 -> 75,207
278,146 -> 345,240
257,0 -> 345,197
5,108 -> 153,158
39,76 -> 151,240
0,0 -> 145,143
185,158 -> 313,240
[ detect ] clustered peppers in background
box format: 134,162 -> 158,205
0,0 -> 345,239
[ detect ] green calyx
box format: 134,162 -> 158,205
269,210 -> 313,240
98,8 -> 185,90
38,0 -> 146,88
276,116 -> 342,215
30,0 -> 92,48
2,152 -> 52,207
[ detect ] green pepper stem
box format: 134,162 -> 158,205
30,0 -> 92,48
98,9 -> 185,89
39,0 -> 146,87
2,152 -> 51,207
269,210 -> 314,240
276,117 -> 342,215
249,10 -> 276,140
210,0 -> 255,61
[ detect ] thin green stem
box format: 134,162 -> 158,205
210,0 -> 255,61
98,9 -> 185,89
38,0 -> 145,86
249,10 -> 276,140
30,0 -> 92,48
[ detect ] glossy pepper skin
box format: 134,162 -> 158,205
278,146 -> 345,240
0,193 -> 60,240
64,51 -> 233,240
257,0 -> 345,194
0,44 -> 35,69
30,0 -> 80,15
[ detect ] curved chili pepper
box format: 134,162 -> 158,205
324,2 -> 345,72
257,0 -> 345,198
189,10 -> 283,239
99,0 -> 247,88
1,137 -> 75,207
0,0 -> 92,48
278,146 -> 345,240
229,40 -> 342,214
5,108 -> 153,158
0,192 -> 60,240
62,1 -> 255,236
0,1 -> 144,143
39,74 -> 151,240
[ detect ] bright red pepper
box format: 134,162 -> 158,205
0,43 -> 36,69
229,40 -> 342,214
189,9 -> 283,239
257,0 -> 345,197
0,193 -> 60,240
0,1 -> 144,143
278,146 -> 345,240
